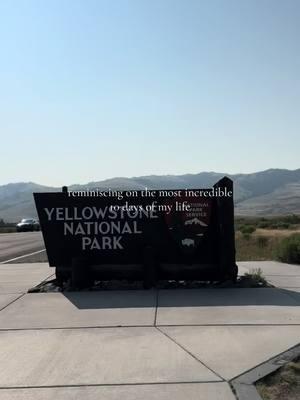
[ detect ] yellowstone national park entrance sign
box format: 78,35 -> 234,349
34,176 -> 237,288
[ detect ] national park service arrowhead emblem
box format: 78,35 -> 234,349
164,197 -> 212,254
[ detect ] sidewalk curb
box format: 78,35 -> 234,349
230,343 -> 300,400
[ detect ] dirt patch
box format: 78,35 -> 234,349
256,357 -> 300,400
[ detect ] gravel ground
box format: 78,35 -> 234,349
28,274 -> 271,293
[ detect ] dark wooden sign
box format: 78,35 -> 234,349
34,176 -> 237,287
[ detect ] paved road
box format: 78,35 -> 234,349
0,232 -> 45,262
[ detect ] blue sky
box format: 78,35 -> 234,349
0,0 -> 299,186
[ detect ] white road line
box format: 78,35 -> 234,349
0,249 -> 46,264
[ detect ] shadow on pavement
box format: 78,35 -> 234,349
63,287 -> 300,309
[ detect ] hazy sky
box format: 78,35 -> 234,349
0,0 -> 299,186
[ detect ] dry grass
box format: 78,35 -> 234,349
236,227 -> 300,262
235,220 -> 300,261
236,231 -> 282,261
256,358 -> 300,400
255,228 -> 300,237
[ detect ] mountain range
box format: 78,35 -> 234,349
0,168 -> 300,222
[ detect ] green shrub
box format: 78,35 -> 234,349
273,222 -> 290,230
244,268 -> 268,286
240,225 -> 256,234
276,234 -> 300,264
242,233 -> 251,240
283,214 -> 300,225
258,221 -> 270,229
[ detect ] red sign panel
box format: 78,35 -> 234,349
164,197 -> 212,254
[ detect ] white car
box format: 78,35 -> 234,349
16,218 -> 40,232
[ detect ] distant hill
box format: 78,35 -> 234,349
1,168 -> 300,221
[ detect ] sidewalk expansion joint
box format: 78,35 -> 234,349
156,323 -> 300,327
0,380 -> 223,390
154,289 -> 159,326
155,326 -> 225,382
0,293 -> 25,313
0,322 -> 300,332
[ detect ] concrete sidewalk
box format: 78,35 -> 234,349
0,261 -> 299,399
